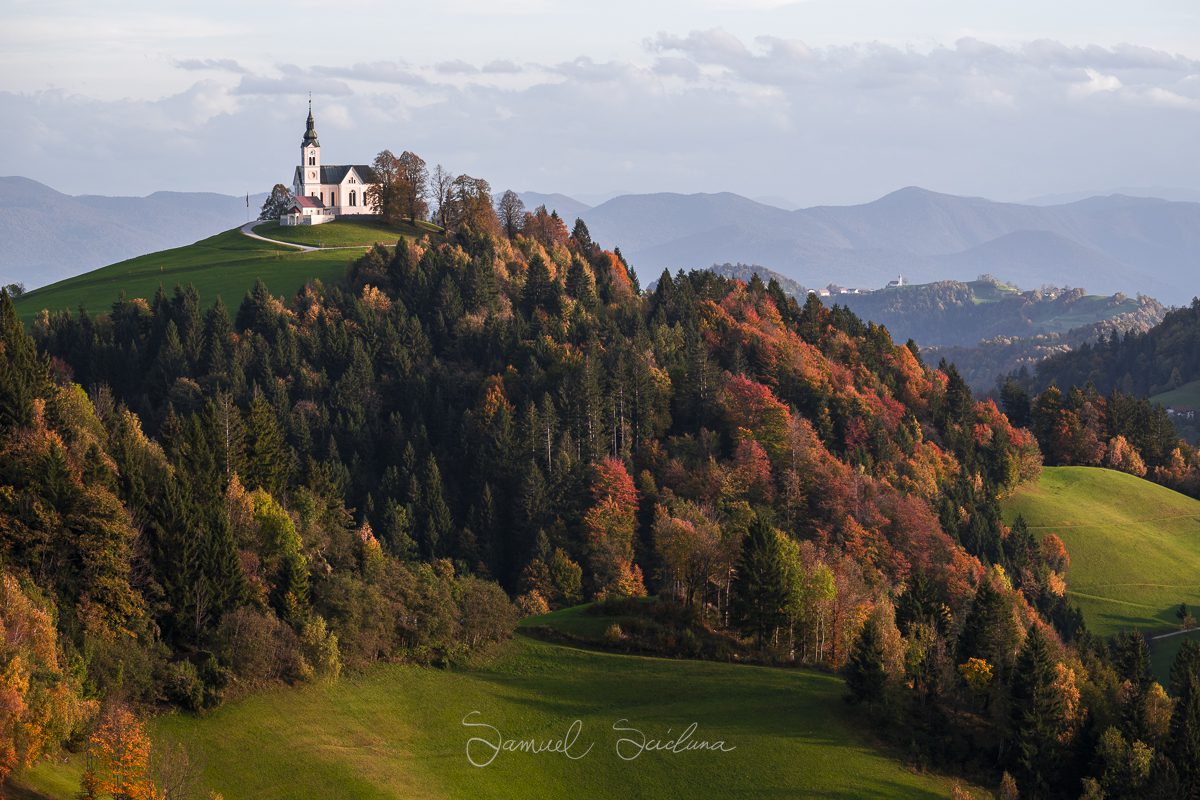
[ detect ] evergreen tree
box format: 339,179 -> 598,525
845,617 -> 888,705
245,390 -> 289,496
0,291 -> 50,431
522,254 -> 558,316
419,455 -> 453,559
1007,625 -> 1062,797
1168,639 -> 1200,796
731,516 -> 788,648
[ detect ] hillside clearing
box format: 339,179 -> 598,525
1002,467 -> 1200,644
14,631 -> 970,799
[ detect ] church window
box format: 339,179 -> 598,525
309,156 -> 315,166
331,192 -> 337,205
350,191 -> 357,207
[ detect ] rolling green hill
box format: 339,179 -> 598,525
14,626 -> 971,799
1003,467 -> 1200,637
253,217 -> 441,248
1152,379 -> 1200,411
1003,467 -> 1200,682
11,229 -> 361,323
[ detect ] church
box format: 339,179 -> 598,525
282,102 -> 379,226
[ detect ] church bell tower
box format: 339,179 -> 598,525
300,97 -> 321,197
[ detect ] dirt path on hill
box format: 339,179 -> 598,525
239,221 -> 318,251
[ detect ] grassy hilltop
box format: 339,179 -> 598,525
16,621 -> 970,800
1003,466 -> 1200,679
12,219 -> 436,324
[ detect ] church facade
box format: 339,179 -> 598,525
282,102 -> 379,226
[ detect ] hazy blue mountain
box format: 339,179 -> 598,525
515,191 -> 592,222
576,187 -> 1200,305
1025,187 -> 1200,205
0,176 -> 266,289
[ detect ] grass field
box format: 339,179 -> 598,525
254,217 -> 440,248
14,620 -> 972,799
1152,379 -> 1200,412
1003,466 -> 1200,637
12,229 -> 363,324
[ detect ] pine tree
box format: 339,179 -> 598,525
245,390 -> 289,496
1007,625 -> 1063,797
419,455 -> 453,559
522,254 -> 558,316
0,290 -> 50,431
1168,639 -> 1200,796
845,617 -> 888,705
731,516 -> 788,648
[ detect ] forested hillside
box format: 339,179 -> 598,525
7,184 -> 1200,797
1032,300 -> 1200,398
834,277 -> 1165,391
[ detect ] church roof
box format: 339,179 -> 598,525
321,165 -> 378,184
292,195 -> 325,209
293,165 -> 379,185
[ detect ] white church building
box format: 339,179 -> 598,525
282,102 -> 379,226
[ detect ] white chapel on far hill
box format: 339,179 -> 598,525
283,101 -> 379,226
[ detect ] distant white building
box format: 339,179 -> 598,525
886,274 -> 906,288
283,101 -> 379,226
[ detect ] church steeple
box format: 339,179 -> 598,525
299,95 -> 322,198
302,96 -> 320,148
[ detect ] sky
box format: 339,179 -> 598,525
1,0 -> 1198,207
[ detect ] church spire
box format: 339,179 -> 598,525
302,95 -> 320,147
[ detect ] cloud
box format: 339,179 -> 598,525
233,75 -> 353,97
174,58 -> 247,74
3,34 -> 1199,207
482,59 -> 523,74
435,60 -> 478,75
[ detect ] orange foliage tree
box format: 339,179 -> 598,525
583,457 -> 645,599
79,706 -> 163,800
0,572 -> 93,783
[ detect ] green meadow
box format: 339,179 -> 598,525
1003,466 -> 1200,681
15,627 -> 972,799
1003,466 -> 1200,636
11,229 -> 361,324
1152,379 -> 1200,411
253,217 -> 441,248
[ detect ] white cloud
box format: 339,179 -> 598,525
2,33 -> 1198,205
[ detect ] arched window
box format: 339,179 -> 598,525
331,191 -> 336,206
349,190 -> 357,207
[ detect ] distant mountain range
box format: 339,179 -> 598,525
4,175 -> 1198,306
0,176 -> 266,289
520,187 -> 1200,306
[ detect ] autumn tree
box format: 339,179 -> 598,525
444,174 -> 499,234
79,706 -> 163,800
430,163 -> 454,228
0,573 -> 92,783
583,457 -> 644,598
396,150 -> 429,221
496,190 -> 525,238
258,184 -> 294,221
366,149 -> 402,224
